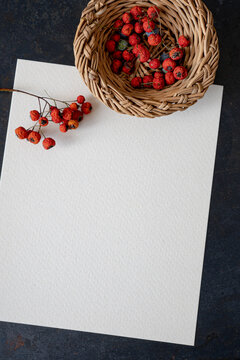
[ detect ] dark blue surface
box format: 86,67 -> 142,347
0,0 -> 240,359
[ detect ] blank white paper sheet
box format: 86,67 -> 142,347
0,60 -> 223,346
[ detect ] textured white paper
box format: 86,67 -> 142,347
0,60 -> 223,346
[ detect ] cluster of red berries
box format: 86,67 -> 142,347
105,5 -> 190,90
15,94 -> 92,150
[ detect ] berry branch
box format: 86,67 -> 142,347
0,88 -> 93,151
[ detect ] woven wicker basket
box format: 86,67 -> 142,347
74,0 -> 219,118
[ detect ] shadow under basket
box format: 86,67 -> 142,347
74,0 -> 219,118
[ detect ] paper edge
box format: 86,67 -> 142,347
192,84 -> 224,346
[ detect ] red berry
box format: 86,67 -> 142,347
112,50 -> 122,59
132,44 -> 144,56
112,67 -> 121,74
59,123 -> 68,133
28,131 -> 41,144
153,77 -> 165,90
106,40 -> 116,53
154,71 -> 164,79
68,120 -> 79,130
43,138 -> 56,150
142,16 -> 148,23
122,12 -> 132,24
62,119 -> 68,125
178,35 -> 190,48
135,22 -> 144,34
163,58 -> 177,72
138,46 -> 150,63
52,115 -> 62,124
114,19 -> 124,30
15,126 -> 28,139
143,20 -> 155,33
30,110 -> 40,121
77,95 -> 85,104
69,102 -> 78,110
122,67 -> 132,75
129,33 -> 141,46
173,66 -> 188,80
112,59 -> 122,68
149,58 -> 161,69
169,47 -> 184,61
82,102 -> 92,114
51,107 -> 60,118
112,59 -> 122,73
143,75 -> 154,88
165,72 -> 176,85
51,108 -> 62,123
147,6 -> 160,19
130,6 -> 143,20
148,34 -> 162,46
72,110 -> 83,121
111,33 -> 121,42
62,107 -> 73,121
122,62 -> 134,75
122,50 -> 134,62
131,77 -> 142,88
50,106 -> 57,111
121,24 -> 134,37
39,117 -> 49,127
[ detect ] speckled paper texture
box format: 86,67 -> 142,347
0,60 -> 223,346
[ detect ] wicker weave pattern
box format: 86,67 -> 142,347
74,0 -> 219,118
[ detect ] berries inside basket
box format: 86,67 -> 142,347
74,0 -> 219,118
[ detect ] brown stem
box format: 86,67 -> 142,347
43,96 -> 76,104
40,128 -> 46,139
38,97 -> 42,114
0,88 -> 51,107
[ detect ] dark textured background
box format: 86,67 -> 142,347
0,0 -> 239,359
